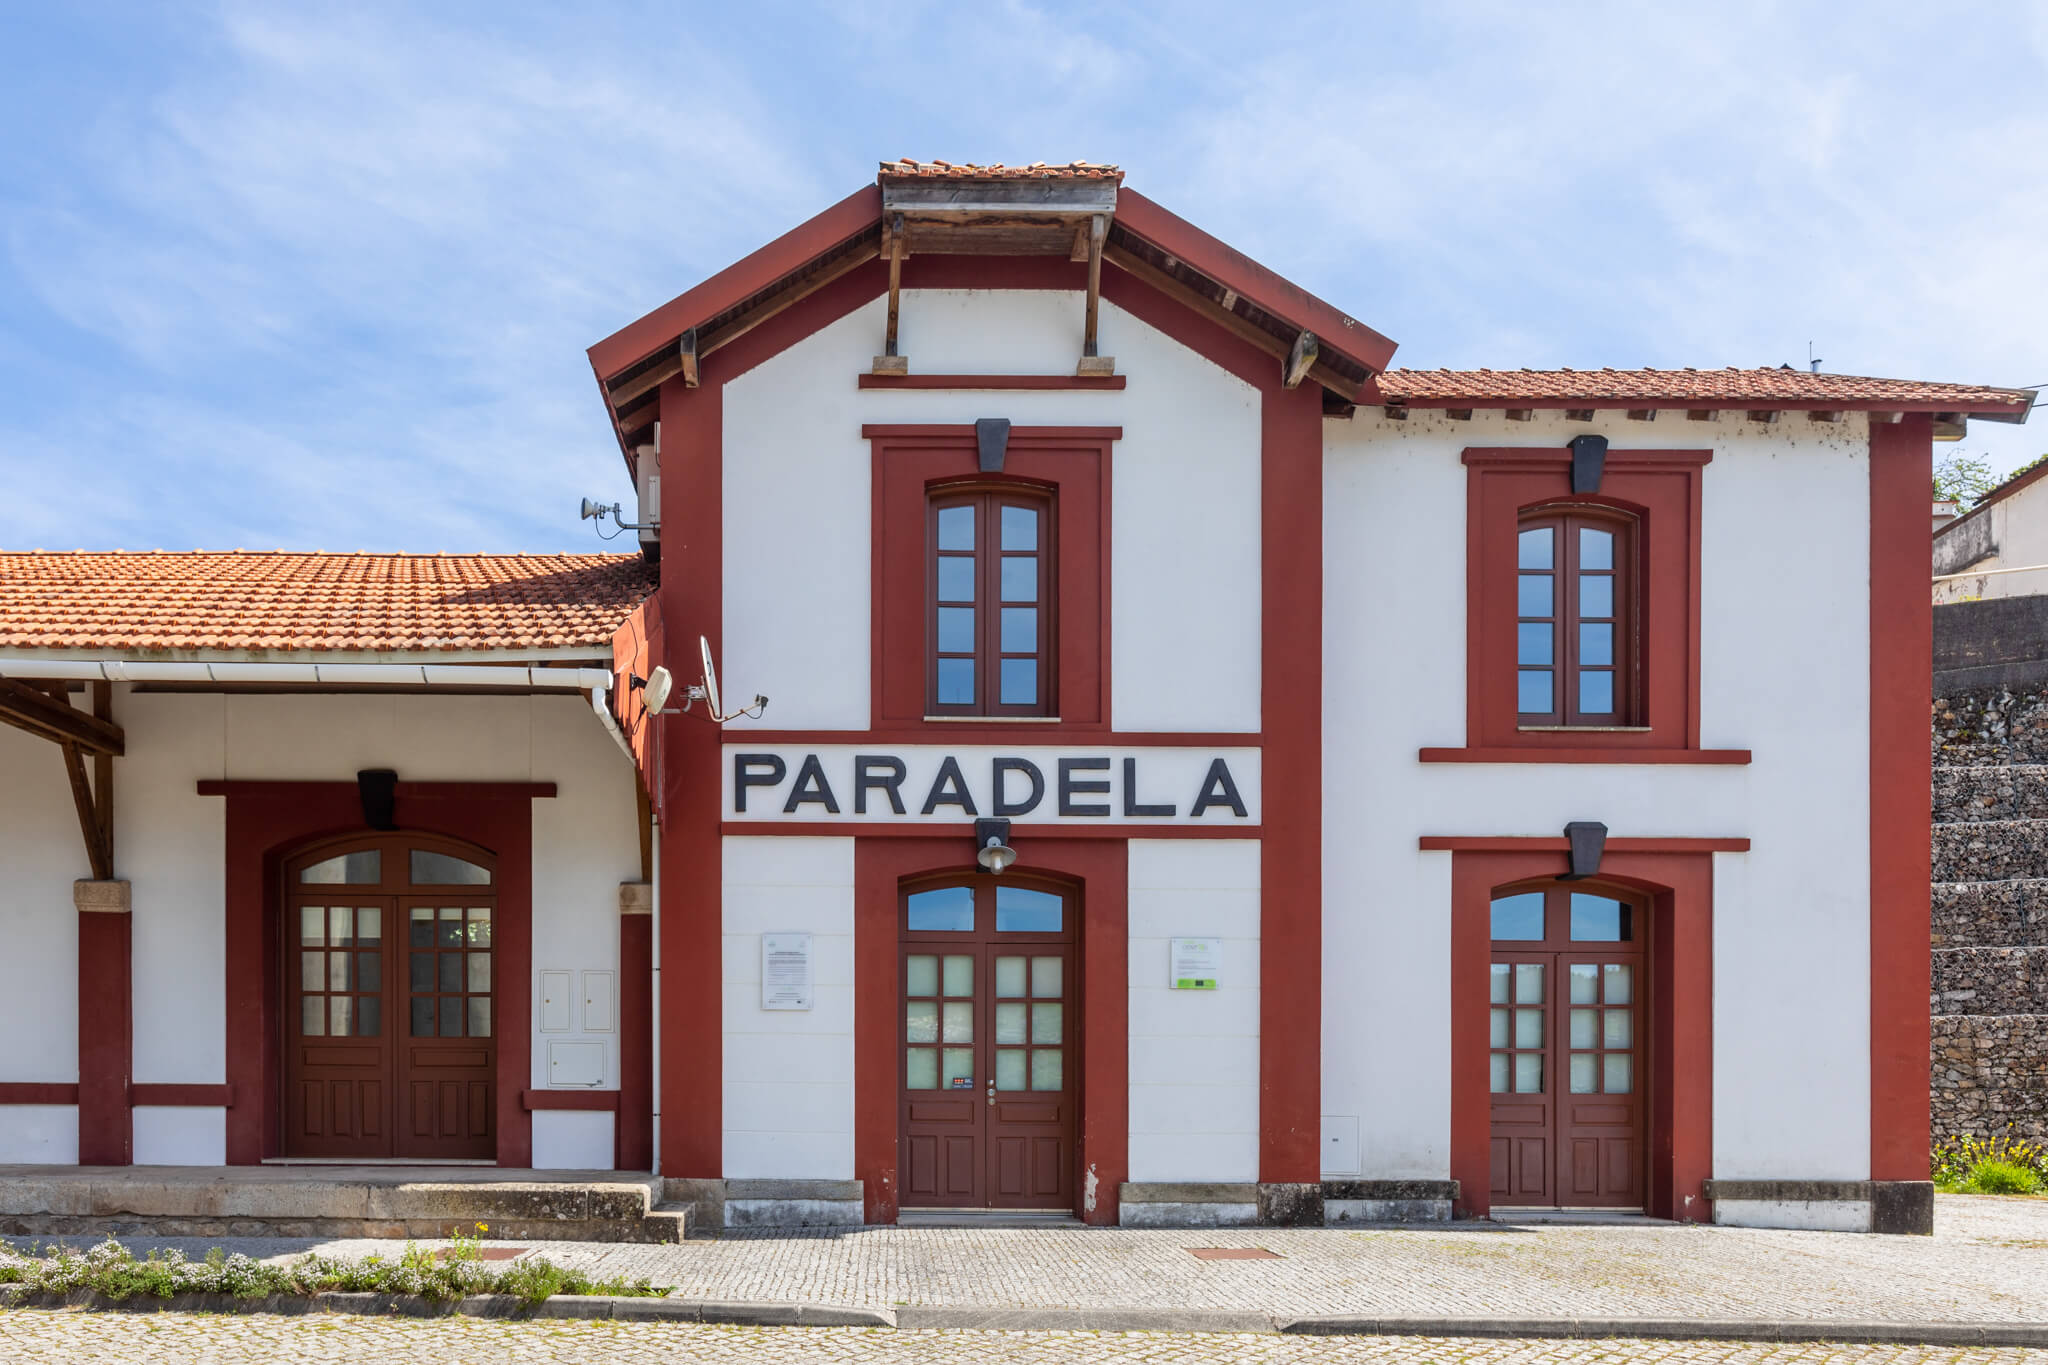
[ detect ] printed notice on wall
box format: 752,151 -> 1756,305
1169,937 -> 1220,990
761,933 -> 814,1010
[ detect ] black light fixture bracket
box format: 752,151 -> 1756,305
976,418 -> 1011,473
1569,434 -> 1609,495
357,768 -> 399,832
1561,821 -> 1608,881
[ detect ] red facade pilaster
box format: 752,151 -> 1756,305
76,893 -> 132,1166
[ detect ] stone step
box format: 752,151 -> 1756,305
1933,1013 -> 2048,1137
0,1166 -> 687,1243
1933,946 -> 2048,1016
1933,880 -> 2048,949
1932,821 -> 2048,883
1934,765 -> 2048,824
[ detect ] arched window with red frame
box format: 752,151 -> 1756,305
928,483 -> 1056,717
1515,506 -> 1638,727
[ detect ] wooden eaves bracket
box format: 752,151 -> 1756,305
1077,214 -> 1115,378
873,213 -> 909,377
0,679 -> 121,880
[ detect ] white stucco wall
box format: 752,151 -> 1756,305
718,289 -> 1262,735
721,836 -> 856,1179
0,686 -> 640,1167
1320,410 -> 1874,1183
1127,839 -> 1260,1181
1933,475 -> 2048,602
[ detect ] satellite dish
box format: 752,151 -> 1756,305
699,636 -> 722,720
641,665 -> 673,716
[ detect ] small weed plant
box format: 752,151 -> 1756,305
0,1223 -> 663,1306
1932,1132 -> 2048,1195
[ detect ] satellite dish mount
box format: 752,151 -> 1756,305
681,635 -> 768,723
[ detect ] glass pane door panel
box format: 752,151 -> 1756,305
942,1003 -> 974,1042
906,1001 -> 938,1043
1031,957 -> 1062,999
942,955 -> 974,997
906,955 -> 938,997
1603,964 -> 1632,1004
995,1050 -> 1027,1091
995,1003 -> 1027,1044
1603,1054 -> 1632,1093
995,956 -> 1026,997
942,1047 -> 974,1088
1490,1007 -> 1510,1048
1489,1053 -> 1510,1093
907,1050 -> 939,1090
1514,1054 -> 1544,1093
1603,1010 -> 1631,1048
1570,1008 -> 1597,1049
1514,1008 -> 1543,1048
1568,963 -> 1599,1003
1031,1003 -> 1062,1044
1515,963 -> 1544,1004
1031,1049 -> 1063,1091
1489,963 -> 1511,1003
1570,1054 -> 1597,1093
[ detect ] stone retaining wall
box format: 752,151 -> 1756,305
1933,685 -> 2048,1142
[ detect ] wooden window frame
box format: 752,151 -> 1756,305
1449,447 -> 1711,757
1514,505 -> 1640,728
926,483 -> 1058,718
868,425 -> 1116,732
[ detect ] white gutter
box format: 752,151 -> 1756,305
0,657 -> 640,764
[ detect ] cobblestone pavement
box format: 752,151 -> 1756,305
11,1196 -> 2048,1323
0,1314 -> 2043,1364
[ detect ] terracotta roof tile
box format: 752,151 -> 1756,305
1374,366 -> 2035,411
0,552 -> 655,655
879,159 -> 1124,182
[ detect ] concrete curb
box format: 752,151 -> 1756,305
5,1286 -> 2048,1344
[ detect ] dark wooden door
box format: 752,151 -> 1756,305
286,898 -> 396,1157
283,837 -> 497,1160
1488,885 -> 1646,1209
900,880 -> 1076,1210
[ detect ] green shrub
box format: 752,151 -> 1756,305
0,1235 -> 663,1304
1965,1159 -> 2043,1195
1932,1132 -> 2048,1193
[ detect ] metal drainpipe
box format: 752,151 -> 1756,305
0,658 -> 640,764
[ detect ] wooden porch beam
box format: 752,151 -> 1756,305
62,742 -> 111,881
92,681 -> 113,874
0,679 -> 125,756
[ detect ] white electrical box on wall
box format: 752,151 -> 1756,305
1321,1115 -> 1361,1175
539,971 -> 572,1033
583,970 -> 616,1033
547,1039 -> 605,1088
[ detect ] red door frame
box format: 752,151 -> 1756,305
1448,846 -> 1715,1221
202,779 -> 550,1167
856,836 -> 1127,1225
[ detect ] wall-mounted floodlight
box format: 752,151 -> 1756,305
579,497 -> 655,537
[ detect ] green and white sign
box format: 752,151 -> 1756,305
1170,937 -> 1220,990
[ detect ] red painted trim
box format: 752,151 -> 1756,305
77,908 -> 131,1163
1419,747 -> 1750,766
1448,848 -> 1713,1221
215,782 -> 538,1166
854,838 -> 1126,1225
0,1084 -> 80,1105
1461,448 -> 1707,753
522,1089 -> 620,1112
861,424 -> 1125,441
130,1084 -> 233,1107
1420,836 -> 1750,853
1404,397 -> 2026,416
858,374 -> 1127,391
728,729 -> 1257,747
1113,187 -> 1397,374
1258,382 -> 1325,1184
616,911 -> 654,1171
588,184 -> 881,379
199,781 -> 556,800
899,256 -> 1088,291
656,365 -> 724,1184
723,822 -> 1261,840
1870,415 -> 1934,1181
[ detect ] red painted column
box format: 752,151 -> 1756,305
75,880 -> 132,1166
1259,383 -> 1325,1187
1869,415 -> 1933,1180
617,884 -> 655,1171
658,372 -> 724,1180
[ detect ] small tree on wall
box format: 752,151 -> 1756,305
1934,452 -> 2000,508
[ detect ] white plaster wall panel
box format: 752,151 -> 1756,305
224,693 -> 538,782
0,1108 -> 77,1163
1712,1198 -> 1872,1232
1320,410 -> 1874,1182
133,1106 -> 226,1165
1127,839 -> 1259,1181
122,692 -> 228,1085
0,720 -> 86,1083
721,836 -> 855,1179
719,290 -> 1262,736
529,695 -> 641,1096
532,1110 -> 615,1170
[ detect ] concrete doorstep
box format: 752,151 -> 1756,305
6,1283 -> 2048,1344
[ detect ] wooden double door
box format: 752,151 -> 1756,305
900,878 -> 1077,1209
284,835 -> 499,1159
1488,883 -> 1646,1208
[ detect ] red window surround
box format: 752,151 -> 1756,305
868,425 -> 1115,731
1424,447 -> 1750,764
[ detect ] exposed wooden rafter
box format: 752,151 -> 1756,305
1627,409 -> 1658,422
0,679 -> 125,756
1101,243 -> 1365,400
1503,408 -> 1532,422
874,214 -> 909,376
62,742 -> 111,881
1077,215 -> 1114,378
1564,408 -> 1594,422
1746,410 -> 1780,424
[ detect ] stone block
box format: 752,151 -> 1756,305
1257,1182 -> 1324,1226
72,880 -> 131,913
1118,1201 -> 1258,1228
725,1198 -> 862,1228
1872,1180 -> 1935,1235
1326,1198 -> 1452,1223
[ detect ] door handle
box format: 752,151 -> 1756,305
986,1084 -> 996,1107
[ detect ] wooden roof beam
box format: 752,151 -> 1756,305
0,679 -> 125,757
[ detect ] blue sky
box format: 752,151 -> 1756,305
3,1 -> 2044,552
